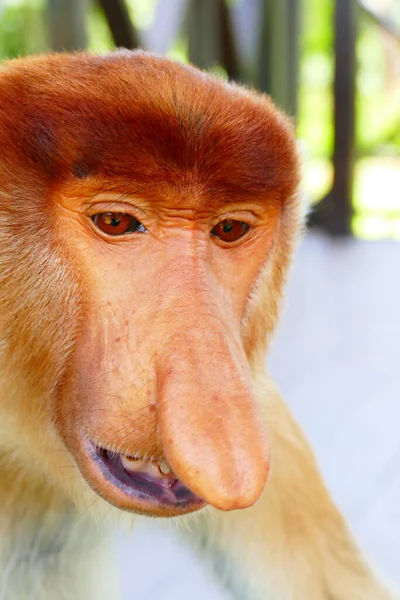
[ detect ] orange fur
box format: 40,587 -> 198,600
0,50 -> 394,599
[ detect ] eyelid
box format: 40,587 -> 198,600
211,212 -> 259,229
84,201 -> 147,220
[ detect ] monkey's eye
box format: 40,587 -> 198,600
211,220 -> 250,243
91,212 -> 146,236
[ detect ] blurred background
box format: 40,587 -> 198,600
1,0 -> 398,597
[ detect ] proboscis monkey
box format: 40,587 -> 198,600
0,50 -> 395,600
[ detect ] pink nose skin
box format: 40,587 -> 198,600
156,329 -> 270,511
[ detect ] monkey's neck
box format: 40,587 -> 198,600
0,454 -> 67,523
0,458 -> 71,568
0,458 -> 117,600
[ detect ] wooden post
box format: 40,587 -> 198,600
330,0 -> 356,235
309,0 -> 356,235
219,0 -> 241,81
97,0 -> 139,49
48,0 -> 89,51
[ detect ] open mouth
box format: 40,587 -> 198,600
84,441 -> 205,516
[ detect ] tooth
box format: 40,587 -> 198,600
148,461 -> 163,477
121,455 -> 165,478
159,460 -> 171,475
121,456 -> 147,472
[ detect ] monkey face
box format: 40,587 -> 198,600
0,52 -> 300,518
55,182 -> 281,517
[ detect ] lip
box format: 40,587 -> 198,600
78,437 -> 206,517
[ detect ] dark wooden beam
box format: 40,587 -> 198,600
97,0 -> 139,49
310,0 -> 356,235
331,0 -> 357,234
219,0 -> 241,81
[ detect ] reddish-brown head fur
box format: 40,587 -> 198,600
0,51 -> 301,517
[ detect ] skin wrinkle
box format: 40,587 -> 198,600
58,189 -> 276,236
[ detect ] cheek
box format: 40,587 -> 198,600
0,231 -> 83,398
56,289 -> 158,439
211,234 -> 277,319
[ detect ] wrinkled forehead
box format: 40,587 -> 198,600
0,52 -> 299,206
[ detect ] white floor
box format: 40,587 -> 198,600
120,233 -> 400,598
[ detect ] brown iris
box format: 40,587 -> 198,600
92,213 -> 146,236
211,220 -> 250,243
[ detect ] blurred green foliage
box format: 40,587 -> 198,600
357,15 -> 400,154
0,0 -> 46,57
297,0 -> 400,238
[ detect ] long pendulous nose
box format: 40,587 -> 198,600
156,324 -> 270,511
